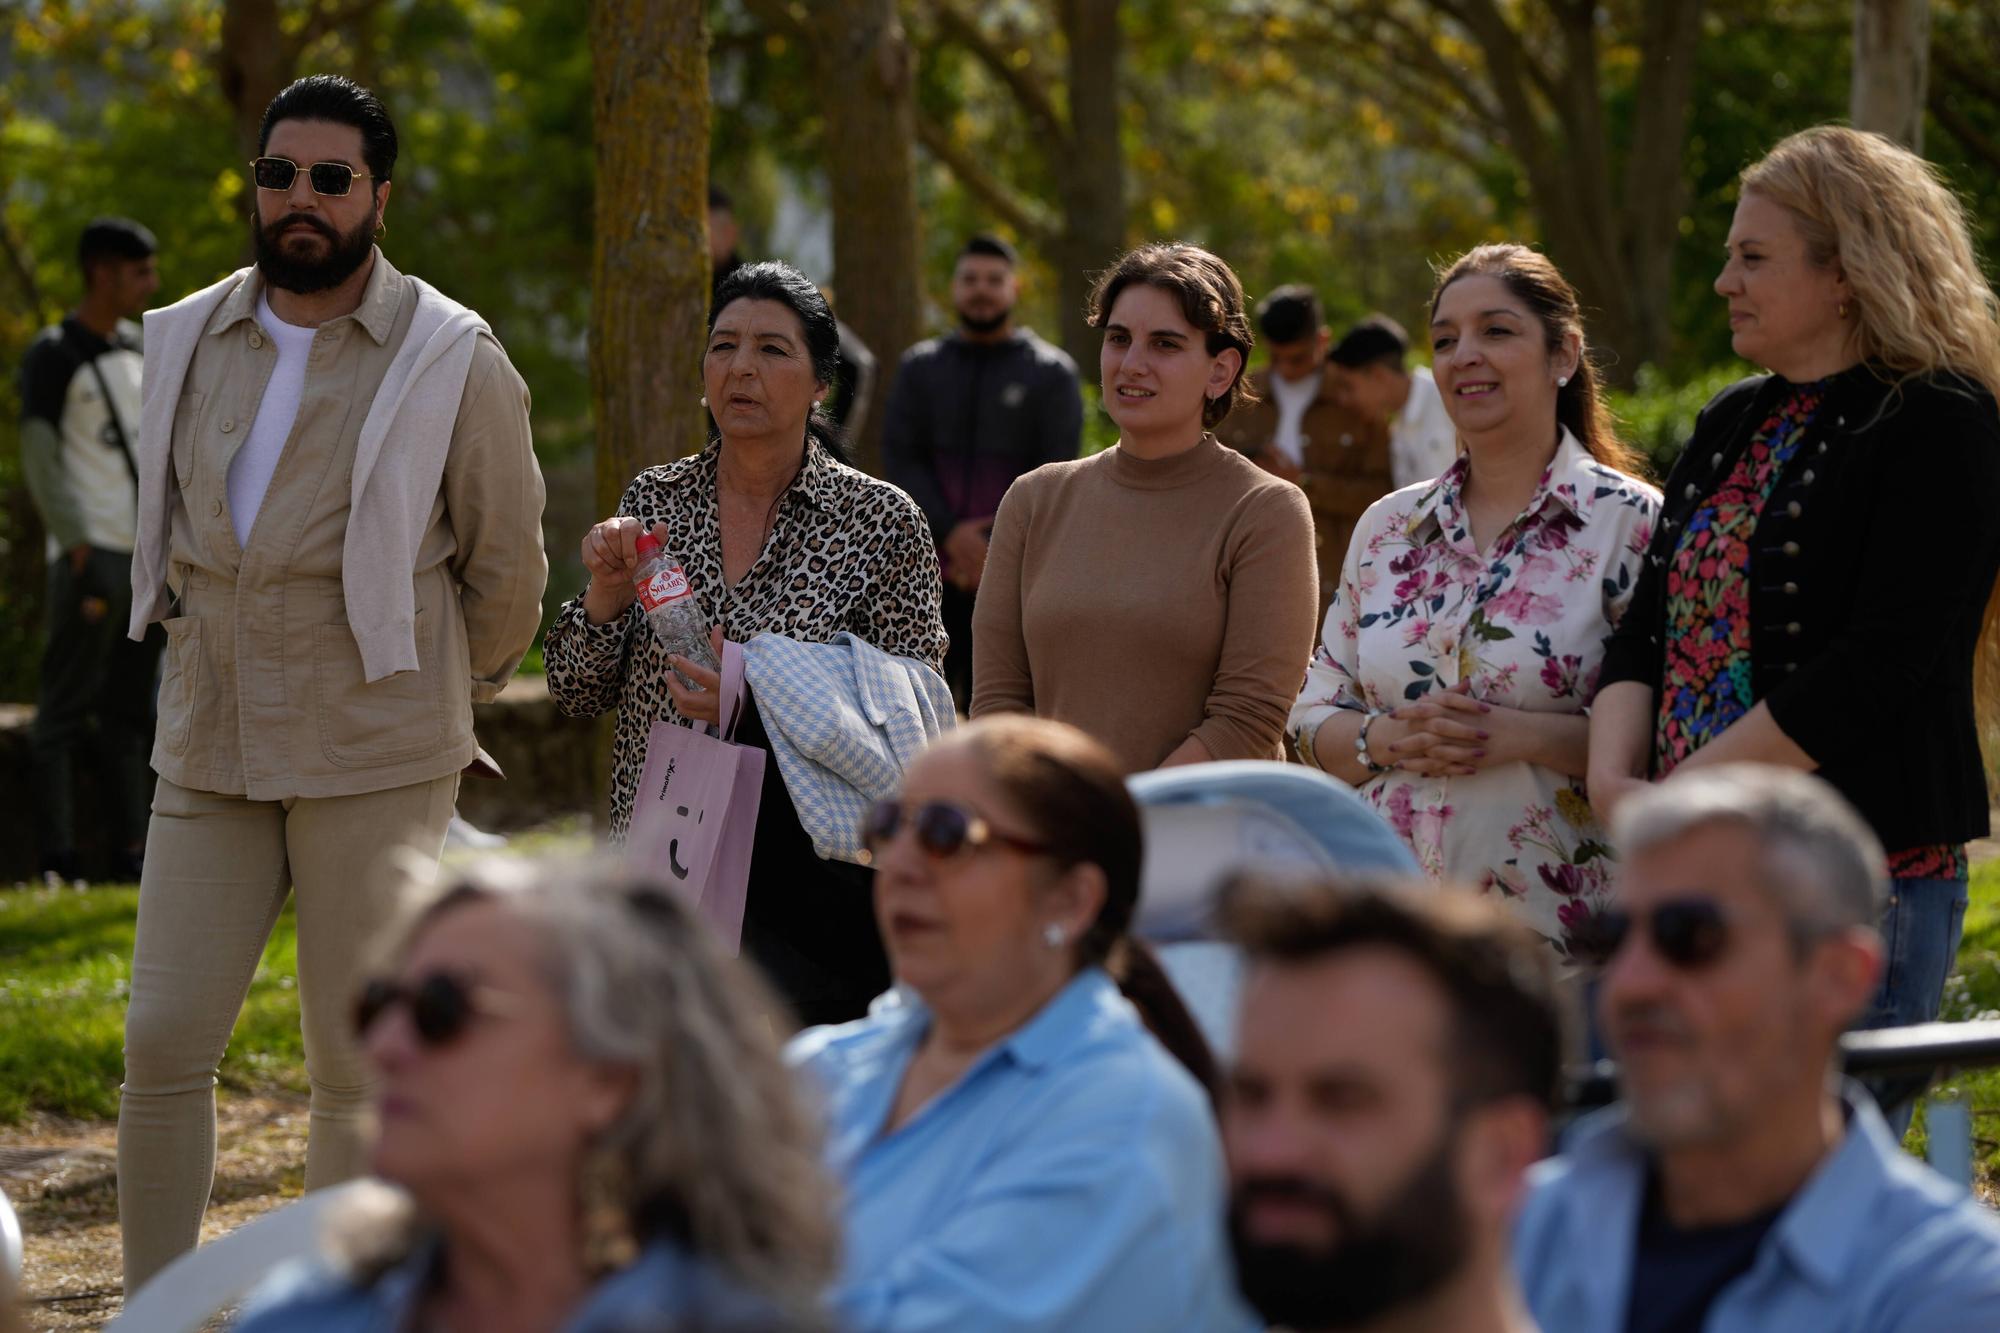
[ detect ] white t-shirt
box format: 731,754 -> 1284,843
226,293 -> 316,547
1268,370 -> 1320,469
1390,366 -> 1459,489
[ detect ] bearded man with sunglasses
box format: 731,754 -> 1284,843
116,74 -> 546,1293
1515,765 -> 2000,1333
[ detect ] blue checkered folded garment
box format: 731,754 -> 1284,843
740,632 -> 957,863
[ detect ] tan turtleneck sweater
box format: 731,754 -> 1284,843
971,436 -> 1320,772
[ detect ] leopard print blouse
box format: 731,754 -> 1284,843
544,440 -> 948,840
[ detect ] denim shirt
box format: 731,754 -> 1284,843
233,1234 -> 795,1333
789,968 -> 1259,1333
1514,1086 -> 2000,1333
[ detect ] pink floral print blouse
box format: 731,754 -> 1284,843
1290,431 -> 1661,960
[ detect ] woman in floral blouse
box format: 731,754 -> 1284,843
1591,127 -> 2000,1039
544,262 -> 947,1026
1291,245 -> 1659,960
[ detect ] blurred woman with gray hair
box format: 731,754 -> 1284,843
234,856 -> 839,1332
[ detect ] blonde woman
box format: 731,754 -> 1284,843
1590,126 -> 2000,1035
234,857 -> 838,1332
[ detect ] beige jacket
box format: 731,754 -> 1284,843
142,252 -> 547,799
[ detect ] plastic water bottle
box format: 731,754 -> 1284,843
632,531 -> 718,687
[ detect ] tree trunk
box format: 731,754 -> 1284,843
1054,0 -> 1125,370
217,0 -> 289,161
1853,0 -> 1931,150
806,0 -> 924,475
587,0 -> 711,518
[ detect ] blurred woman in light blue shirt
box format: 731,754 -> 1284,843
790,716 -> 1259,1332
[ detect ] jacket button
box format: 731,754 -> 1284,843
1785,501 -> 1802,519
220,418 -> 235,433
1801,470 -> 1815,484
1784,581 -> 1799,595
1818,441 -> 1829,454
209,499 -> 222,517
1786,662 -> 1798,673
249,331 -> 264,350
1684,483 -> 1698,500
1787,621 -> 1802,635
1783,541 -> 1801,557
1837,416 -> 1846,427
1711,452 -> 1724,468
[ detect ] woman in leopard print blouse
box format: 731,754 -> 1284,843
544,262 -> 946,1025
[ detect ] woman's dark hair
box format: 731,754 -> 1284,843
952,716 -> 1222,1103
1429,244 -> 1645,478
259,75 -> 398,184
709,260 -> 850,463
1087,242 -> 1256,430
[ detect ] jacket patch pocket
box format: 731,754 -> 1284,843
170,392 -> 204,489
312,614 -> 445,767
158,616 -> 202,756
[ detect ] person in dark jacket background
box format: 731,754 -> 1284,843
882,233 -> 1083,709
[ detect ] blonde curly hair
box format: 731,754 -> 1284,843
1743,126 -> 2000,741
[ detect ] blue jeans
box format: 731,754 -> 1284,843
1854,875 -> 1970,1136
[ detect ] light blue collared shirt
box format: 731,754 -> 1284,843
790,968 -> 1260,1333
232,1235 -> 793,1333
1514,1085 -> 2000,1332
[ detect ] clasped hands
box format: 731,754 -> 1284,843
1371,680 -> 1513,778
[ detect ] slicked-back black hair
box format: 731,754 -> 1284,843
259,75 -> 398,184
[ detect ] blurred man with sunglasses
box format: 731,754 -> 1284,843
1515,765 -> 2000,1332
1221,879 -> 1557,1333
115,74 -> 546,1293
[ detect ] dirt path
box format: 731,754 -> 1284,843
3,1094 -> 306,1332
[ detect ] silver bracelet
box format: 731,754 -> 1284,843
1356,711 -> 1392,775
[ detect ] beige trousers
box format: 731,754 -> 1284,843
116,773 -> 457,1293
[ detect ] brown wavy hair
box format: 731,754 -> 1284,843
1088,242 -> 1256,429
1429,243 -> 1647,479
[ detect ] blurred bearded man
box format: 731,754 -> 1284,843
115,73 -> 546,1293
1221,878 -> 1557,1333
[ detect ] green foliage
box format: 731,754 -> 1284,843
1604,363 -> 1756,479
0,886 -> 304,1123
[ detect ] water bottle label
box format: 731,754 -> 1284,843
637,564 -> 692,612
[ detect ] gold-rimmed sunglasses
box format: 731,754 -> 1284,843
250,156 -> 376,198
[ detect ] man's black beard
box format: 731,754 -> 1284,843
1229,1129 -> 1472,1330
253,206 -> 377,295
957,306 -> 1012,336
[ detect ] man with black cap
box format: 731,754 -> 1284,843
19,216 -> 162,883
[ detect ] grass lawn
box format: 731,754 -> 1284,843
4,852 -> 1999,1188
0,887 -> 304,1123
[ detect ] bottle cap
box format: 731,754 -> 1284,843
634,532 -> 661,557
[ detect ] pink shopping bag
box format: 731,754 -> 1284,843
625,640 -> 764,954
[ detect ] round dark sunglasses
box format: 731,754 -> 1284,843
251,156 -> 375,198
1590,897 -> 1732,970
859,799 -> 1048,863
352,971 -> 513,1048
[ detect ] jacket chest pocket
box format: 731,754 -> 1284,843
311,612 -> 445,766
170,391 -> 205,490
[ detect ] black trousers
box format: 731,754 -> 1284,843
942,581 -> 976,715
32,547 -> 162,870
734,692 -> 891,1030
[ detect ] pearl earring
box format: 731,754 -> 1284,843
1042,923 -> 1067,950
699,396 -> 708,407
1557,376 -> 1570,388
